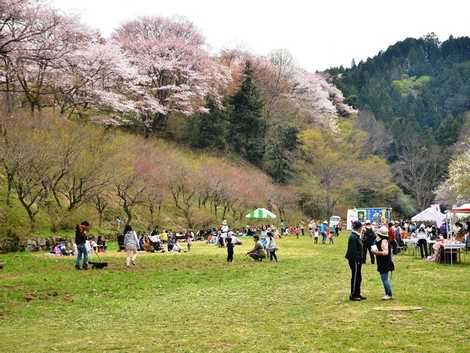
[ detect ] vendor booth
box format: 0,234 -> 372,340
411,205 -> 446,227
442,203 -> 470,264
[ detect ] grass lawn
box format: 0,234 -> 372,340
0,233 -> 469,353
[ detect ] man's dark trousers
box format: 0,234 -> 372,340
349,260 -> 362,298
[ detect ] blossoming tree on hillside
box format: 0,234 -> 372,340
112,16 -> 230,134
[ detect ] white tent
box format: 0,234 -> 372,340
411,206 -> 446,226
451,203 -> 470,214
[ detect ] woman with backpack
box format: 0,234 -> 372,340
123,224 -> 140,267
372,226 -> 395,300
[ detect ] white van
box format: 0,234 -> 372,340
329,216 -> 341,228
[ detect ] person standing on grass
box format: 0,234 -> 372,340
280,220 -> 286,237
388,222 -> 397,254
266,232 -> 278,262
320,221 -> 327,244
220,220 -> 229,247
362,221 -> 376,264
416,224 -> 429,259
226,236 -> 234,262
372,226 -> 394,300
75,221 -> 90,270
186,231 -> 193,252
345,221 -> 366,301
123,224 -> 139,267
246,235 -> 266,261
308,221 -> 315,239
335,224 -> 340,237
313,227 -> 319,244
328,224 -> 335,244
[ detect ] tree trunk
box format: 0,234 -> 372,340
6,173 -> 13,207
23,204 -> 36,232
98,211 -> 103,228
4,76 -> 13,113
123,203 -> 132,226
183,208 -> 193,229
222,205 -> 228,220
148,205 -> 155,229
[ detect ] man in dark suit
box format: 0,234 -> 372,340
345,221 -> 366,301
362,221 -> 376,264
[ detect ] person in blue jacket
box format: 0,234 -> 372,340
320,221 -> 328,244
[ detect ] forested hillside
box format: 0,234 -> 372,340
328,33 -> 470,209
0,0 -> 429,243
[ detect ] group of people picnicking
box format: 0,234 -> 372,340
72,216 -> 345,270
73,218 -> 325,269
72,215 -> 469,304
208,221 -> 279,262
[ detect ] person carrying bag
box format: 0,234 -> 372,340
372,226 -> 395,300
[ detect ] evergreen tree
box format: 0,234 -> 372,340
187,96 -> 228,150
227,62 -> 266,165
263,124 -> 299,183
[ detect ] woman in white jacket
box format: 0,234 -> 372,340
266,232 -> 278,262
416,224 -> 429,259
123,224 -> 140,267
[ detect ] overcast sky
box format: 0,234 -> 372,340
52,0 -> 470,71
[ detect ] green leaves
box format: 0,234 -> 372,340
227,62 -> 266,165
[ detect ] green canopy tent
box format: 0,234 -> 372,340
245,208 -> 277,220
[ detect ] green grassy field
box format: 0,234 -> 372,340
0,234 -> 469,353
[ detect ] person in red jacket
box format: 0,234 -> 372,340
388,223 -> 397,254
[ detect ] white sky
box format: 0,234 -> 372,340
52,0 -> 470,71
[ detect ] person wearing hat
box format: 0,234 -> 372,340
372,226 -> 395,300
362,221 -> 376,264
345,220 -> 365,301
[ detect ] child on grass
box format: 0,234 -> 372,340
226,236 -> 234,262
266,232 -> 278,262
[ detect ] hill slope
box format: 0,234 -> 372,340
327,34 -> 470,208
328,34 -> 470,145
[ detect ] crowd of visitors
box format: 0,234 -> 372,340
306,219 -> 341,244
68,215 -> 468,299
381,219 -> 470,262
67,217 -> 344,269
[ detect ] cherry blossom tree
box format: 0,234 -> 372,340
51,41 -> 137,116
0,0 -> 61,110
112,16 -> 230,134
445,139 -> 470,202
290,69 -> 356,130
7,6 -> 91,112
